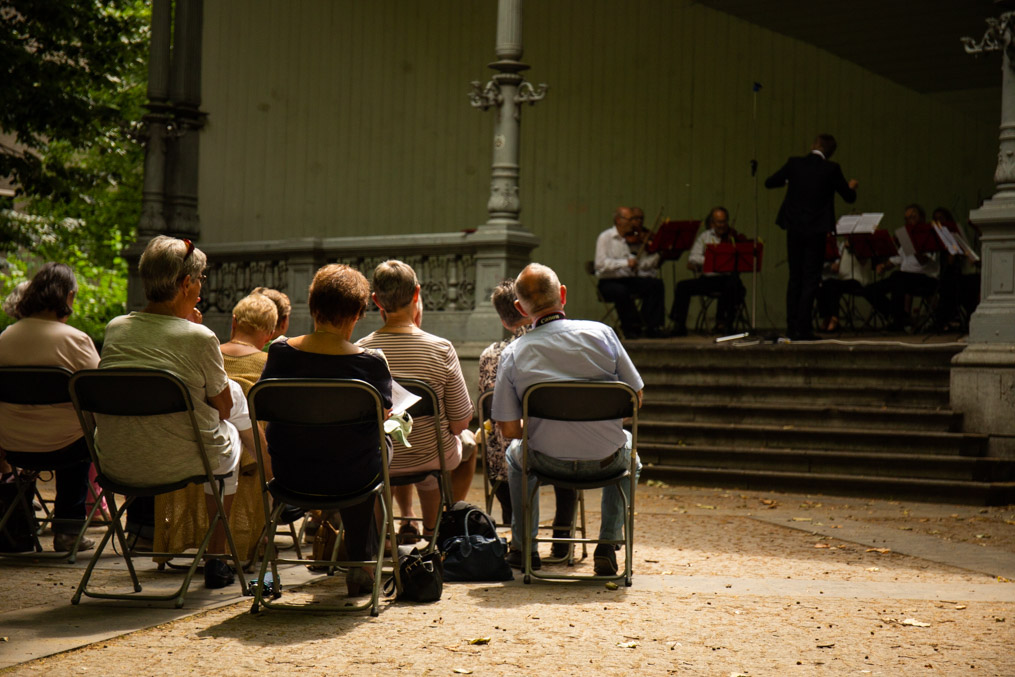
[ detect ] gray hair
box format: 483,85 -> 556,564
2,281 -> 30,320
138,235 -> 207,303
514,263 -> 561,316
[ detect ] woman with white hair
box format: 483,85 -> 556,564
97,235 -> 252,588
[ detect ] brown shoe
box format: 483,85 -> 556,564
53,532 -> 95,553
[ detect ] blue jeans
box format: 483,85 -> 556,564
506,430 -> 640,548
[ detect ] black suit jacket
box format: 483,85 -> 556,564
765,153 -> 856,233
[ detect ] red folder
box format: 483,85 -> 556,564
703,241 -> 764,274
646,220 -> 700,260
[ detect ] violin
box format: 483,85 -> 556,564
624,225 -> 649,245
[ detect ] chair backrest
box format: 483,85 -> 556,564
478,388 -> 493,422
70,368 -> 193,416
69,368 -> 210,490
398,378 -> 439,419
247,378 -> 385,428
523,380 -> 636,422
0,366 -> 73,405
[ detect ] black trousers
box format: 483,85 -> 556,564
670,274 -> 745,331
866,271 -> 938,327
786,229 -> 827,337
597,277 -> 664,336
817,278 -> 865,322
5,438 -> 90,535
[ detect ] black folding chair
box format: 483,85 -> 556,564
476,389 -> 502,520
0,366 -> 102,563
520,380 -> 638,586
69,368 -> 249,608
389,378 -> 454,553
246,378 -> 399,616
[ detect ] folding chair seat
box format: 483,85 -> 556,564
694,289 -> 749,335
389,378 -> 454,553
0,366 -> 102,563
68,368 -> 249,608
246,378 -> 399,616
520,380 -> 638,586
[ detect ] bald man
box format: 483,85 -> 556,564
492,263 -> 643,576
593,207 -> 665,339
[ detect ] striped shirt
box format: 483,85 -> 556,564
357,330 -> 473,472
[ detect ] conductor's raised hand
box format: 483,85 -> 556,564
848,179 -> 859,190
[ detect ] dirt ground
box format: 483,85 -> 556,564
2,481 -> 1014,676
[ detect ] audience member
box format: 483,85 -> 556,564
594,206 -> 665,339
668,206 -> 746,336
493,263 -> 643,574
478,280 -> 576,555
0,263 -> 97,552
98,236 -> 251,588
258,264 -> 393,596
253,287 -> 291,342
357,260 -> 473,543
156,293 -> 278,563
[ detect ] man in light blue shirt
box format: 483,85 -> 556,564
492,263 -> 643,575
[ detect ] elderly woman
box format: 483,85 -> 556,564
0,264 -> 98,553
156,293 -> 278,563
98,235 -> 253,588
252,287 -> 291,342
259,264 -> 393,596
357,260 -> 473,542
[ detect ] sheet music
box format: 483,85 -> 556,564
835,215 -> 861,234
391,380 -> 422,415
854,213 -> 883,233
894,226 -> 916,258
931,222 -> 962,255
950,228 -> 981,262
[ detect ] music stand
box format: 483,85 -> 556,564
905,223 -> 945,255
824,233 -> 839,261
646,220 -> 700,261
849,230 -> 897,261
703,241 -> 764,274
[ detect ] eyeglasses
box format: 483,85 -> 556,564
181,238 -> 195,260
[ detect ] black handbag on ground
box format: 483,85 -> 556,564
438,501 -> 498,542
383,544 -> 444,602
0,476 -> 38,553
440,508 -> 514,582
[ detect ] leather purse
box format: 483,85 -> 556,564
440,509 -> 513,582
384,544 -> 444,602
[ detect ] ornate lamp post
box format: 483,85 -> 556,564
463,0 -> 544,341
952,1 -> 1015,457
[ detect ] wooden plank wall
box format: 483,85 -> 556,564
200,0 -> 997,329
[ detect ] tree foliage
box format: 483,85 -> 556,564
1,1 -> 149,343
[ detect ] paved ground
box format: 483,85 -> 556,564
1,475 -> 1013,676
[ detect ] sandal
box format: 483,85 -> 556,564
397,522 -> 420,545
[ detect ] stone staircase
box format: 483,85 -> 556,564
624,340 -> 1015,505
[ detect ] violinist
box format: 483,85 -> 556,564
593,206 -> 666,339
627,207 -> 663,279
668,206 -> 746,337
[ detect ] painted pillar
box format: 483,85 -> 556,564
952,5 -> 1015,458
466,0 -> 543,341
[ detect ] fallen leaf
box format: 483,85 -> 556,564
605,581 -> 619,591
792,517 -> 812,522
975,534 -> 991,539
0,637 -> 7,642
816,643 -> 835,648
814,543 -> 830,549
468,637 -> 490,645
955,605 -> 967,610
901,618 -> 931,627
696,504 -> 716,510
866,567 -> 880,572
644,559 -> 659,563
617,641 -> 638,649
662,570 -> 673,575
866,547 -> 891,554
453,670 -> 473,674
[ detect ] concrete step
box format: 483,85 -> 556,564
639,401 -> 961,432
625,341 -> 963,372
639,465 -> 1015,506
641,383 -> 950,409
637,421 -> 988,456
637,443 -> 1015,482
640,365 -> 951,388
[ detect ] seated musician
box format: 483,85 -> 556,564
931,207 -> 979,332
817,237 -> 870,332
866,204 -> 939,331
668,206 -> 746,336
594,206 -> 666,339
628,207 -> 663,280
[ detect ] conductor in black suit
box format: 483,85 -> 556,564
765,134 -> 858,340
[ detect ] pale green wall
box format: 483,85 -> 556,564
199,0 -> 996,329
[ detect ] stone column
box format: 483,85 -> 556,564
165,0 -> 205,239
467,0 -> 543,340
952,6 -> 1015,458
129,0 -> 174,311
